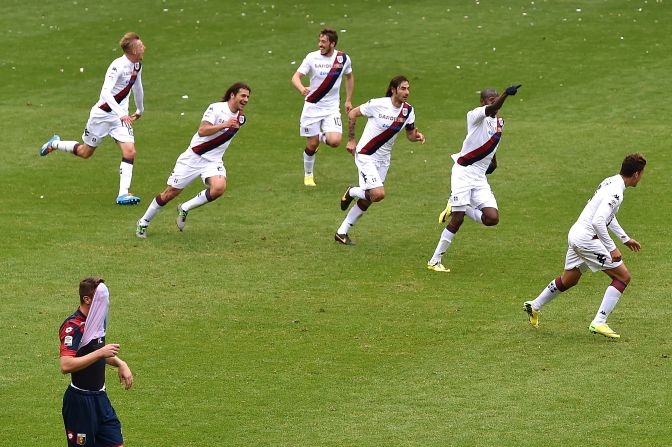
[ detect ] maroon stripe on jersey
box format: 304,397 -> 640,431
306,52 -> 347,104
191,112 -> 245,156
100,62 -> 142,112
358,103 -> 412,156
456,115 -> 502,167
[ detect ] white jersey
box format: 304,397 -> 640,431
186,102 -> 246,163
297,50 -> 352,117
569,174 -> 630,252
451,105 -> 503,175
92,54 -> 144,119
355,97 -> 415,163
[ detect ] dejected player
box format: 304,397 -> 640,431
335,75 -> 425,245
523,153 -> 646,339
40,32 -> 146,205
291,28 -> 354,187
427,84 -> 521,272
135,82 -> 251,238
59,278 -> 133,447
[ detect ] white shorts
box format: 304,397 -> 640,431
564,237 -> 623,273
166,150 -> 226,190
299,112 -> 342,137
448,164 -> 497,211
355,155 -> 389,190
82,110 -> 135,147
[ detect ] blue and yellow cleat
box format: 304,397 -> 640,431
438,203 -> 451,224
116,193 -> 141,205
589,323 -> 620,339
523,301 -> 540,328
40,134 -> 60,156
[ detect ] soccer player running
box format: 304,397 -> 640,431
427,84 -> 522,272
135,83 -> 251,238
335,75 -> 425,245
40,32 -> 146,205
291,28 -> 354,187
59,278 -> 133,447
523,154 -> 646,339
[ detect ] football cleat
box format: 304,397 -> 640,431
340,186 -> 354,211
427,262 -> 450,273
334,233 -> 354,245
40,134 -> 60,156
116,193 -> 141,205
176,204 -> 188,231
135,220 -> 148,238
438,203 -> 452,224
589,323 -> 620,339
304,175 -> 316,187
523,301 -> 540,328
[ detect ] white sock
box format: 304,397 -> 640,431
531,278 -> 565,310
337,203 -> 365,234
429,228 -> 456,264
303,151 -> 315,176
182,189 -> 210,212
118,160 -> 134,197
592,285 -> 623,325
465,206 -> 483,224
53,140 -> 78,153
139,198 -> 164,225
349,187 -> 366,200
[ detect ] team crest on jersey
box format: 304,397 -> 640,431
238,115 -> 246,125
337,55 -> 343,63
402,108 -> 408,117
134,62 -> 140,70
64,336 -> 73,347
76,433 -> 87,445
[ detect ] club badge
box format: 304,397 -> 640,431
402,107 -> 408,117
238,115 -> 246,125
337,55 -> 343,64
77,433 -> 87,445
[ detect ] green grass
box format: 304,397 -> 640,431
2,0 -> 672,445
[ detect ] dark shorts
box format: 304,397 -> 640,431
62,385 -> 123,447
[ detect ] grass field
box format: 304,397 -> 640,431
1,0 -> 671,445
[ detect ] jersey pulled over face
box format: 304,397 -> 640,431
355,97 -> 415,161
298,50 -> 352,116
59,309 -> 107,391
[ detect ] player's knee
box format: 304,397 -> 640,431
77,145 -> 95,158
209,185 -> 226,198
483,215 -> 499,226
369,190 -> 385,202
619,270 -> 631,285
326,135 -> 341,147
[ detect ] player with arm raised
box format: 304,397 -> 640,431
523,153 -> 646,338
59,278 -> 133,447
135,82 -> 251,238
40,32 -> 146,205
335,75 -> 425,245
427,84 -> 521,272
291,28 -> 354,187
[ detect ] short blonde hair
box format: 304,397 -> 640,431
120,32 -> 141,53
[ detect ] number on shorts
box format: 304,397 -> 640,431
334,116 -> 342,127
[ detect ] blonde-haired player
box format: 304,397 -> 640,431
40,32 -> 146,205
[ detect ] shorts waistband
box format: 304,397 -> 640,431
68,383 -> 106,395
